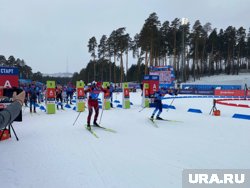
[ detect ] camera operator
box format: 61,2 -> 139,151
0,89 -> 25,129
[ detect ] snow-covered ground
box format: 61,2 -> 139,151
1,74 -> 250,188
185,73 -> 250,87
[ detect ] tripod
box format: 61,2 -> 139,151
209,99 -> 217,115
0,122 -> 19,141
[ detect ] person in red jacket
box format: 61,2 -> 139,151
85,81 -> 107,130
56,84 -> 63,110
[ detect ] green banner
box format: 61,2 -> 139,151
102,82 -> 110,88
46,80 -> 56,114
47,103 -> 56,114
143,83 -> 149,107
76,80 -> 84,88
122,82 -> 130,109
46,81 -> 55,88
77,102 -> 85,112
123,100 -> 130,109
102,81 -> 111,110
76,81 -> 85,112
144,83 -> 149,90
123,82 -> 128,89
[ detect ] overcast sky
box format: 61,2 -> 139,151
0,0 -> 249,74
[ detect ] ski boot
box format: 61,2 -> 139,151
93,121 -> 100,127
87,124 -> 91,130
150,115 -> 154,120
156,116 -> 163,120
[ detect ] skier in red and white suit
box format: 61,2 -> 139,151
85,81 -> 107,129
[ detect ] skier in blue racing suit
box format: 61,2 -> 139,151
150,87 -> 178,120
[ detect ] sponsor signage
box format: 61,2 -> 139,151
102,82 -> 111,110
214,90 -> 245,96
149,66 -> 175,88
195,90 -> 214,95
76,81 -> 85,112
46,81 -> 56,114
179,89 -> 214,95
122,82 -> 130,109
142,83 -> 150,107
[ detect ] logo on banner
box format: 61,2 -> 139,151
47,88 -> 55,98
104,91 -> 110,98
124,88 -> 129,98
77,88 -> 84,97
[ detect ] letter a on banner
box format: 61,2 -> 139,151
4,80 -> 12,88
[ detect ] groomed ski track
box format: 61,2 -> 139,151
1,92 -> 250,188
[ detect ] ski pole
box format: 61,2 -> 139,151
99,98 -> 105,125
73,111 -> 82,126
166,88 -> 179,112
99,108 -> 104,125
166,96 -> 176,112
138,106 -> 147,112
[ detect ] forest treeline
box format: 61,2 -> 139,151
1,12 -> 250,85
0,55 -> 71,84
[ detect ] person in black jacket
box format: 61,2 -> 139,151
28,83 -> 37,113
56,85 -> 64,110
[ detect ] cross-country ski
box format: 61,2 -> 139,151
85,125 -> 99,138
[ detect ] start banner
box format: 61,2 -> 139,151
143,75 -> 159,98
0,66 -> 19,88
